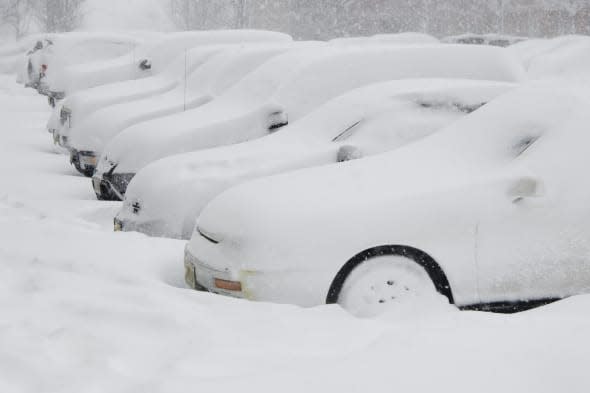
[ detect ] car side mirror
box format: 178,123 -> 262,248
508,176 -> 544,203
337,145 -> 363,163
139,59 -> 152,71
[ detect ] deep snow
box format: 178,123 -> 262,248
0,73 -> 589,393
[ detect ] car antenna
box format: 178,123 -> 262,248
184,49 -> 188,111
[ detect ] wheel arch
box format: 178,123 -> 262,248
325,245 -> 455,305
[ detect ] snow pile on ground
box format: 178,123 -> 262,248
0,71 -> 590,392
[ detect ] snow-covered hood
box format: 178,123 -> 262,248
196,82 -> 590,270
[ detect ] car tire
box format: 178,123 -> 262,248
326,246 -> 454,317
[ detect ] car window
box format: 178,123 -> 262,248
332,120 -> 362,142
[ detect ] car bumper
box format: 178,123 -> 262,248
70,149 -> 97,177
92,172 -> 134,201
113,215 -> 182,239
184,247 -> 247,299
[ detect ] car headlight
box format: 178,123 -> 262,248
113,218 -> 123,232
78,152 -> 97,169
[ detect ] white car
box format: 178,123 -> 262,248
51,44 -> 228,152
68,43 -> 297,179
0,35 -> 50,75
49,30 -> 292,141
184,82 -> 590,317
94,44 -> 525,196
116,79 -> 515,239
46,30 -> 292,103
63,45 -> 232,176
33,32 -> 147,101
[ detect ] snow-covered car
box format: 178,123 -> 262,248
32,32 -> 148,101
93,44 -> 525,189
116,79 -> 515,239
67,43 -> 297,178
21,36 -> 56,87
184,82 -> 590,317
0,35 -> 50,75
45,30 -> 292,103
50,44 -> 229,150
63,45 -> 232,176
443,33 -> 526,47
50,31 -> 293,147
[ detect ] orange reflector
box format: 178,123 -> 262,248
214,278 -> 242,292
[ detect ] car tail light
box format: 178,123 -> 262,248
214,278 -> 242,292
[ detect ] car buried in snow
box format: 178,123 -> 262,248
114,78 -> 515,239
92,44 -> 525,195
67,43 -> 299,182
52,44 -> 228,155
184,83 -> 590,317
49,30 -> 292,147
30,32 -> 151,104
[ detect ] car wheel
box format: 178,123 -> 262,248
337,255 -> 439,317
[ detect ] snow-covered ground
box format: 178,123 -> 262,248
1,73 -> 589,393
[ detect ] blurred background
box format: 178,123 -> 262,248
1,0 -> 589,41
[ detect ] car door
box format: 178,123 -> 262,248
476,138 -> 590,305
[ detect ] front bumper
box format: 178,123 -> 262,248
92,172 -> 134,201
70,149 -> 97,177
184,247 -> 246,299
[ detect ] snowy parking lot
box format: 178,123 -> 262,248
1,73 -> 589,392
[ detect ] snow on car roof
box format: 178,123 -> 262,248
330,33 -> 438,46
130,78 -> 514,177
198,82 -> 589,239
184,43 -> 296,97
132,30 -> 292,72
106,44 -> 524,170
509,35 -> 590,79
371,32 -> 439,44
273,44 -> 525,120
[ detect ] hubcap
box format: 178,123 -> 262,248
338,255 -> 437,317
